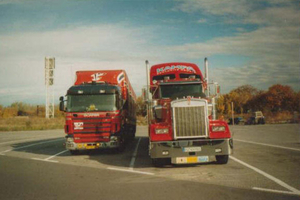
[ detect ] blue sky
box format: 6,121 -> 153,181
0,0 -> 299,106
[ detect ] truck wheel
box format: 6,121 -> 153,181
70,150 -> 79,155
132,125 -> 136,139
216,155 -> 229,164
116,137 -> 125,153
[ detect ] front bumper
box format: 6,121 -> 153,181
65,140 -> 120,150
150,138 -> 233,164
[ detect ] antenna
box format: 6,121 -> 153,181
45,57 -> 55,118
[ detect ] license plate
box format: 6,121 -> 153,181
176,156 -> 209,164
86,145 -> 96,149
183,147 -> 202,152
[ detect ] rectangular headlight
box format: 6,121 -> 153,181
155,128 -> 169,134
212,126 -> 226,132
66,137 -> 74,142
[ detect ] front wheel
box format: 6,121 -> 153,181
216,155 -> 229,164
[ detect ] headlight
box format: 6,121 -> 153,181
212,126 -> 226,132
155,128 -> 169,134
110,136 -> 118,141
66,137 -> 74,142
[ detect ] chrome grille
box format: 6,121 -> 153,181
172,100 -> 208,139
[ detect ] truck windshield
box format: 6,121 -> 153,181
160,84 -> 205,100
67,94 -> 118,112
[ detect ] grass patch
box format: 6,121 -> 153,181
0,117 -> 64,131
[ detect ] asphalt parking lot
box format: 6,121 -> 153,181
0,124 -> 299,199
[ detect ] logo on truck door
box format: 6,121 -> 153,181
91,73 -> 106,81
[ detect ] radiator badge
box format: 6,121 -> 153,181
74,122 -> 83,130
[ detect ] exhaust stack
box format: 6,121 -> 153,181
204,57 -> 209,96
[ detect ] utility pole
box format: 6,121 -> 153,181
45,57 -> 55,118
231,102 -> 234,126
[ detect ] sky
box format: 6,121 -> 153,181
0,0 -> 299,106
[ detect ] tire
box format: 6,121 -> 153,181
116,136 -> 125,153
132,125 -> 136,138
70,150 -> 79,155
216,155 -> 229,164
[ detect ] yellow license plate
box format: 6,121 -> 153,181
176,156 -> 209,164
86,145 -> 96,149
187,157 -> 198,163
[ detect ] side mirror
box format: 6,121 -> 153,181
209,83 -> 220,97
59,96 -> 65,112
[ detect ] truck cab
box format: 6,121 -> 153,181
60,70 -> 136,154
145,60 -> 233,166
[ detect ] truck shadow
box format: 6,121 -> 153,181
8,134 -> 219,169
8,137 -> 66,156
85,136 -> 154,169
7,136 -> 155,168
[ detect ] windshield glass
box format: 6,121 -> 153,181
160,84 -> 205,100
67,94 -> 118,112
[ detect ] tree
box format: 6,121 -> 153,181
227,85 -> 258,114
0,105 -> 3,118
265,84 -> 294,112
216,95 -> 225,115
136,96 -> 147,116
245,91 -> 267,112
294,92 -> 300,112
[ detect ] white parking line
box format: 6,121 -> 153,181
230,156 -> 300,196
32,158 -> 59,163
253,187 -> 299,196
234,139 -> 300,152
129,138 -> 141,169
0,138 -> 64,155
107,167 -> 154,176
32,149 -> 69,163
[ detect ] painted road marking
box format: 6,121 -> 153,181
107,167 -> 154,176
32,149 -> 69,163
0,138 -> 64,155
253,187 -> 299,196
234,139 -> 300,152
129,137 -> 141,169
32,158 -> 59,163
230,156 -> 300,196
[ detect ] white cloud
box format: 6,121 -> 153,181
169,24 -> 300,92
197,18 -> 207,24
171,0 -> 300,92
175,0 -> 298,25
0,24 -> 172,106
174,0 -> 250,16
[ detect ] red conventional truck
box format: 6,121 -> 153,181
144,58 -> 233,166
59,70 -> 136,154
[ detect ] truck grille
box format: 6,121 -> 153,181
73,117 -> 111,134
172,99 -> 208,139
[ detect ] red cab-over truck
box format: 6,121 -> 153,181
59,70 -> 136,154
144,58 -> 233,166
